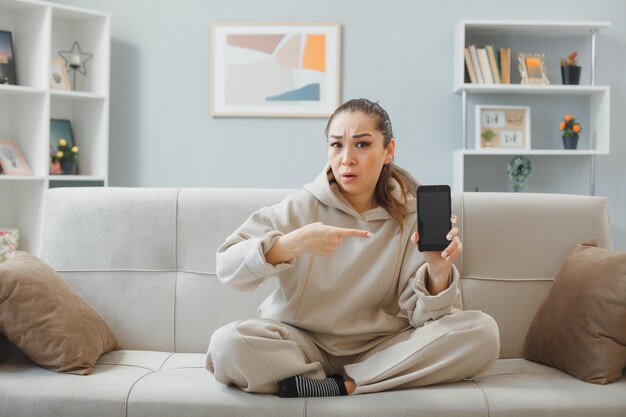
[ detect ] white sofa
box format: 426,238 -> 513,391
1,187 -> 625,417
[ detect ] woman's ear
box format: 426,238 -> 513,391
385,138 -> 396,164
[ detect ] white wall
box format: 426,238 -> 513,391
53,0 -> 626,249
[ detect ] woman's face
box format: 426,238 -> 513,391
327,111 -> 394,208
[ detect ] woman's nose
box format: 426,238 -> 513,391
341,149 -> 355,165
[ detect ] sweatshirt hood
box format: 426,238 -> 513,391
303,163 -> 416,222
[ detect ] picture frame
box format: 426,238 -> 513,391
0,30 -> 17,85
518,52 -> 549,85
0,141 -> 31,175
475,105 -> 531,150
211,22 -> 341,118
0,228 -> 19,264
49,119 -> 78,175
50,58 -> 70,90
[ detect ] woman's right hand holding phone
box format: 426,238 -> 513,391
411,215 -> 461,295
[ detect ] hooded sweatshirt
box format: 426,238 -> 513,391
216,164 -> 462,356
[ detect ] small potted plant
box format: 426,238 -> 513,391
560,51 -> 581,85
482,129 -> 496,147
507,156 -> 532,192
50,138 -> 79,175
559,114 -> 582,149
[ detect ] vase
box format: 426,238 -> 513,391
562,136 -> 579,150
561,65 -> 581,85
61,160 -> 77,175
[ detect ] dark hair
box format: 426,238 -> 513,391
324,98 -> 418,227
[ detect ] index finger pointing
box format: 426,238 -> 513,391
334,227 -> 372,238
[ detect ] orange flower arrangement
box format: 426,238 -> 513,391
560,114 -> 582,139
560,51 -> 579,67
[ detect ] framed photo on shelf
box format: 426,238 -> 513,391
0,31 -> 17,85
50,58 -> 70,90
475,105 -> 531,150
0,141 -> 31,175
211,22 -> 341,117
518,52 -> 549,85
50,119 -> 78,175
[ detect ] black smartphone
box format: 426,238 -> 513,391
416,185 -> 451,252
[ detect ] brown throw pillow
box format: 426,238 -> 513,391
0,332 -> 19,363
0,251 -> 118,374
523,240 -> 626,384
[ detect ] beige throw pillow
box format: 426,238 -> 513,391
523,241 -> 626,384
0,251 -> 118,374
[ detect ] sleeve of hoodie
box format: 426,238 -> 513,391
215,203 -> 296,292
397,224 -> 463,328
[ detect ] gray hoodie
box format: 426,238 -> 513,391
216,164 -> 462,356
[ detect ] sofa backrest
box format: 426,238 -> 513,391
39,188 -> 611,358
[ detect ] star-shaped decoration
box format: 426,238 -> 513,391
59,41 -> 93,76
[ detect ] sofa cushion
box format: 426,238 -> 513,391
523,241 -> 626,384
126,352 -> 308,417
0,251 -> 119,374
473,359 -> 626,417
0,355 -> 151,417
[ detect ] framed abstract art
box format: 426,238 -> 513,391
211,22 -> 341,118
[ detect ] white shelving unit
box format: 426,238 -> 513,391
0,0 -> 110,254
454,20 -> 610,195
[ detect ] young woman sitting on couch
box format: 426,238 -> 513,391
206,98 -> 500,397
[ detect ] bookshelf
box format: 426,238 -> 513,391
453,20 -> 610,195
0,0 -> 110,255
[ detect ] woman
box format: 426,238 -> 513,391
206,98 -> 499,397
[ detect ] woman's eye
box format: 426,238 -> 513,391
330,142 -> 342,148
356,141 -> 370,148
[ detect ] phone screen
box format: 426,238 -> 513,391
417,185 -> 451,252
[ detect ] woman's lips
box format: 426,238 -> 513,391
341,172 -> 358,183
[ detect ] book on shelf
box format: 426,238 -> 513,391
467,45 -> 485,84
464,47 -> 478,84
477,48 -> 493,84
464,44 -> 512,85
500,47 -> 511,84
485,45 -> 501,84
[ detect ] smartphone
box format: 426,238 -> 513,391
416,185 -> 451,252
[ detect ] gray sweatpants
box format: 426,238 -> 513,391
206,310 -> 499,395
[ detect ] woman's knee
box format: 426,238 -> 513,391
206,320 -> 253,370
207,319 -> 287,370
466,311 -> 500,374
471,312 -> 500,355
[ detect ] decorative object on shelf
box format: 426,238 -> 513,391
507,156 -> 532,192
49,119 -> 79,175
58,41 -> 93,91
560,114 -> 582,150
476,105 -> 531,150
0,228 -> 18,264
50,58 -> 70,90
0,141 -> 31,175
0,31 -> 17,85
560,51 -> 581,85
211,22 -> 341,117
482,129 -> 496,147
518,52 -> 549,85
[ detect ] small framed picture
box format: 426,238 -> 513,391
0,31 -> 17,85
518,52 -> 549,85
475,105 -> 531,150
50,119 -> 78,174
50,58 -> 70,90
0,141 -> 31,175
